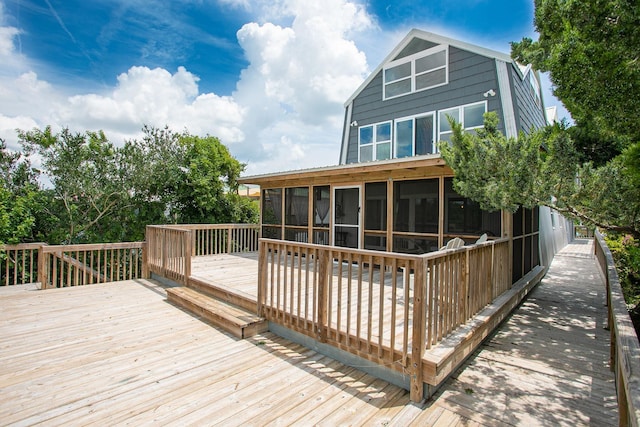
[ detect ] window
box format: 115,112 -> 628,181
359,122 -> 391,162
439,102 -> 486,144
383,46 -> 448,100
395,113 -> 436,158
528,72 -> 541,107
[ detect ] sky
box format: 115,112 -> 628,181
0,0 -> 568,176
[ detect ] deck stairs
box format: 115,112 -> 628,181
166,278 -> 267,339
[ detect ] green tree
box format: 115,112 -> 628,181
122,126 -> 258,228
19,127 -> 131,243
511,0 -> 640,142
440,113 -> 640,237
0,139 -> 41,244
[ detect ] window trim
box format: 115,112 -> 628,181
358,121 -> 392,162
393,111 -> 437,158
438,101 -> 487,143
383,45 -> 449,100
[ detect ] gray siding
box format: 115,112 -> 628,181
344,46 -> 505,164
510,68 -> 547,133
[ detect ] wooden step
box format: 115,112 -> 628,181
166,287 -> 268,339
187,276 -> 257,313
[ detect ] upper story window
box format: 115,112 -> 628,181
383,45 -> 448,100
395,113 -> 436,158
438,101 -> 487,144
528,72 -> 541,108
359,122 -> 392,162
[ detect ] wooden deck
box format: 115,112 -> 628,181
0,240 -> 618,425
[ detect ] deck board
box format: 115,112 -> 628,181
0,240 -> 618,425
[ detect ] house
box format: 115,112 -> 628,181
239,29 -> 567,282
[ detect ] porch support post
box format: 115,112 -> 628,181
410,256 -> 427,402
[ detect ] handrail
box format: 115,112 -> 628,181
146,224 -> 259,284
146,226 -> 191,285
38,241 -> 147,289
594,231 -> 640,426
257,237 -> 511,403
0,243 -> 45,286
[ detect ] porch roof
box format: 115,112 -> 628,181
238,155 -> 451,188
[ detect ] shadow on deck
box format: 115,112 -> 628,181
0,240 -> 618,425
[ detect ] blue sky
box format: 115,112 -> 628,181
0,0 -> 564,175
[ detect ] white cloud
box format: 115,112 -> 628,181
0,0 -> 376,176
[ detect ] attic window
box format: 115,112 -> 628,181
528,72 -> 541,108
383,45 -> 448,100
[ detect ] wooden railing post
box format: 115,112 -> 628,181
227,226 -> 233,253
141,242 -> 149,279
257,240 -> 267,317
410,257 -> 427,402
37,244 -> 47,290
316,248 -> 330,343
183,230 -> 192,285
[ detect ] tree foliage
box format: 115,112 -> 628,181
440,113 -> 640,237
0,139 -> 41,244
511,0 -> 640,142
12,126 -> 258,244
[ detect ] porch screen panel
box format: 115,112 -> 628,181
444,178 -> 501,242
285,187 -> 309,243
313,186 -> 330,245
364,182 -> 387,251
262,188 -> 282,239
393,178 -> 438,254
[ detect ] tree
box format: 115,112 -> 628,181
0,139 -> 41,244
19,127 -> 133,243
510,0 -> 640,142
122,127 -> 258,228
440,113 -> 640,237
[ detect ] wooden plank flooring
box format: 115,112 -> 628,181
429,240 -> 618,426
0,240 -> 618,425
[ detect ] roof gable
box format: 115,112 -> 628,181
344,29 -> 518,107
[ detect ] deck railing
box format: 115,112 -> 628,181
0,243 -> 44,286
594,231 -> 640,426
146,226 -> 192,285
38,242 -> 147,289
146,224 -> 259,284
179,224 -> 260,256
257,237 -> 510,401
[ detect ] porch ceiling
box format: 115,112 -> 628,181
238,155 -> 451,188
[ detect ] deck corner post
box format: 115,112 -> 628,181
37,244 -> 48,290
257,240 -> 267,317
317,248 -> 330,343
141,242 -> 149,279
183,230 -> 192,286
410,256 -> 427,402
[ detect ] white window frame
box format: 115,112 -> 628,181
358,121 -> 392,162
528,72 -> 541,108
383,45 -> 449,100
438,101 -> 487,143
393,112 -> 437,158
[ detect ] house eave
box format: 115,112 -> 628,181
239,154 -> 449,187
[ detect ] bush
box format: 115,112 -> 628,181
605,234 -> 640,307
